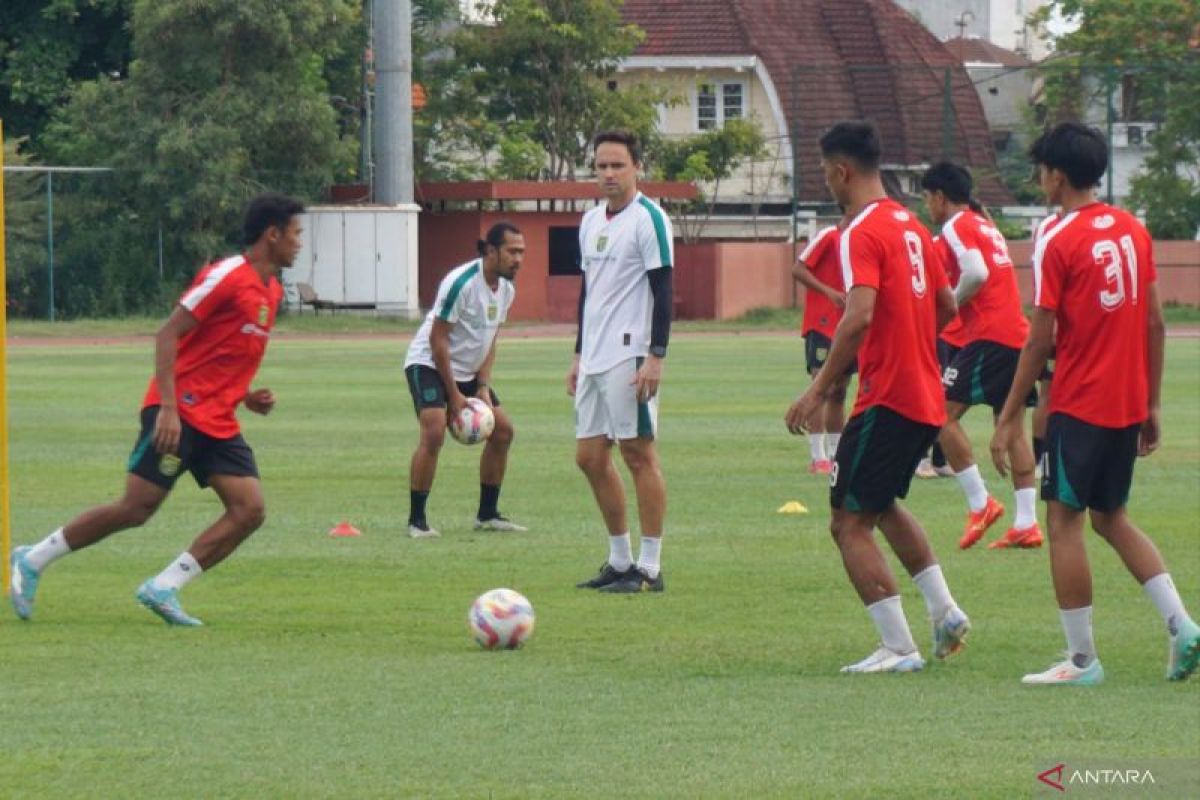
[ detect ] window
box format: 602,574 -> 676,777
696,80 -> 745,131
548,226 -> 582,276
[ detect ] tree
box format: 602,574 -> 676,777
1033,0 -> 1200,238
35,0 -> 358,317
651,118 -> 767,242
430,0 -> 664,180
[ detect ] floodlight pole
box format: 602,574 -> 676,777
373,0 -> 414,205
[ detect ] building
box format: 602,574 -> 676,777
894,0 -> 1050,60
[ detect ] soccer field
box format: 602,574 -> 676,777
2,333 -> 1197,798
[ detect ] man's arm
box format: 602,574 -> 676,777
151,306 -> 200,455
1140,282 -> 1165,455
792,260 -> 846,309
786,285 -> 875,434
567,276 -> 586,396
990,308 -> 1054,475
475,336 -> 499,406
633,266 -> 671,401
952,249 -> 988,306
935,285 -> 958,332
430,318 -> 466,414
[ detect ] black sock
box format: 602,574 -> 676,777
931,442 -> 947,469
478,483 -> 501,520
409,490 -> 430,526
1033,436 -> 1045,463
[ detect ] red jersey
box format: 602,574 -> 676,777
840,199 -> 949,426
799,225 -> 844,337
143,255 -> 283,438
1034,203 -> 1156,428
941,209 -> 1028,349
934,235 -> 969,348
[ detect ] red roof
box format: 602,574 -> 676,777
944,37 -> 1033,68
622,0 -> 1013,205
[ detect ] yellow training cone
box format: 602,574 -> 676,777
777,501 -> 809,514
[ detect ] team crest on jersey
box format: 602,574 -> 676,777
597,235 -> 608,252
892,210 -> 911,222
258,305 -> 269,326
487,304 -> 497,321
1093,214 -> 1115,230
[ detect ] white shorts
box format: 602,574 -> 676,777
575,358 -> 659,441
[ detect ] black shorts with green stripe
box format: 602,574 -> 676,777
128,406 -> 258,490
942,339 -> 1036,412
1041,412 -> 1139,512
405,364 -> 500,415
830,405 -> 940,513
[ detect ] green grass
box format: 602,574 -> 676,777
1,334 -> 1198,798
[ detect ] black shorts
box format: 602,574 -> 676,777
936,338 -> 960,370
943,339 -> 1036,412
128,406 -> 259,490
1042,412 -> 1139,512
405,364 -> 500,415
831,405 -> 940,513
804,331 -> 858,377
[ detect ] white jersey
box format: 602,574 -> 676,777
405,259 -> 515,381
577,191 -> 674,375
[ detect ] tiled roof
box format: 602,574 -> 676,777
622,0 -> 1013,205
944,36 -> 1034,68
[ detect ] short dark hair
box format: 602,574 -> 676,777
1029,122 -> 1108,189
818,121 -> 882,171
920,161 -> 974,204
477,221 -> 521,256
243,193 -> 305,245
593,129 -> 641,164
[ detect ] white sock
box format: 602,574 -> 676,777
825,432 -> 841,458
1013,488 -> 1037,529
1143,573 -> 1191,636
867,595 -> 918,655
1059,606 -> 1096,664
808,433 -> 826,462
955,464 -> 989,512
25,527 -> 72,572
608,532 -> 633,571
912,564 -> 956,622
151,552 -> 203,592
637,536 -> 662,578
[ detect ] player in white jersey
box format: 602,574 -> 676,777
569,130 -> 675,593
403,223 -> 526,538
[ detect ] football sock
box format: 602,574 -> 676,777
825,432 -> 841,459
1059,606 -> 1096,666
25,527 -> 71,572
637,536 -> 662,579
608,532 -> 633,571
478,483 -> 501,520
1013,488 -> 1038,529
1143,573 -> 1191,636
955,464 -> 989,512
808,433 -> 826,462
1033,436 -> 1045,463
409,490 -> 430,526
151,552 -> 202,592
912,564 -> 955,623
867,595 -> 918,655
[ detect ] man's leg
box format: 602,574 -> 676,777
989,408 -> 1042,549
10,473 -> 169,620
614,436 -> 666,587
574,436 -> 634,588
1091,508 -> 1200,680
822,374 -> 850,464
940,401 -> 1004,549
408,407 -> 446,536
475,406 -> 524,530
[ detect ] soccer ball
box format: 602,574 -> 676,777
448,397 -> 495,445
468,588 -> 535,650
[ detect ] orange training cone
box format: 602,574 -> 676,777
328,521 -> 362,538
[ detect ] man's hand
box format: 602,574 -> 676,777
632,356 -> 663,402
447,389 -> 468,417
785,387 -> 823,435
989,417 -> 1021,477
153,405 -> 182,455
1138,408 -> 1161,456
827,289 -> 847,310
566,358 -> 580,397
244,388 -> 276,416
475,383 -> 494,408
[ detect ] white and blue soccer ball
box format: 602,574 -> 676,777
449,397 -> 495,445
468,588 -> 535,650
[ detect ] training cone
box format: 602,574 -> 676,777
328,521 -> 362,538
777,501 -> 809,514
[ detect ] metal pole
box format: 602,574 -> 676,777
1,119 -> 12,591
1105,66 -> 1115,204
373,0 -> 414,205
47,172 -> 55,322
942,68 -> 954,160
362,0 -> 375,189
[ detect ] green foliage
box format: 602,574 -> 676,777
1034,0 -> 1200,237
2,137 -> 49,316
427,0 -> 664,179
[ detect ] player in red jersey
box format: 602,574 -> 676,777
921,162 -> 1042,550
792,215 -> 855,474
786,121 -> 969,674
9,194 -> 304,627
915,235 -> 967,480
991,123 -> 1199,684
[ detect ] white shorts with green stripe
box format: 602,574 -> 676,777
574,357 -> 658,441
